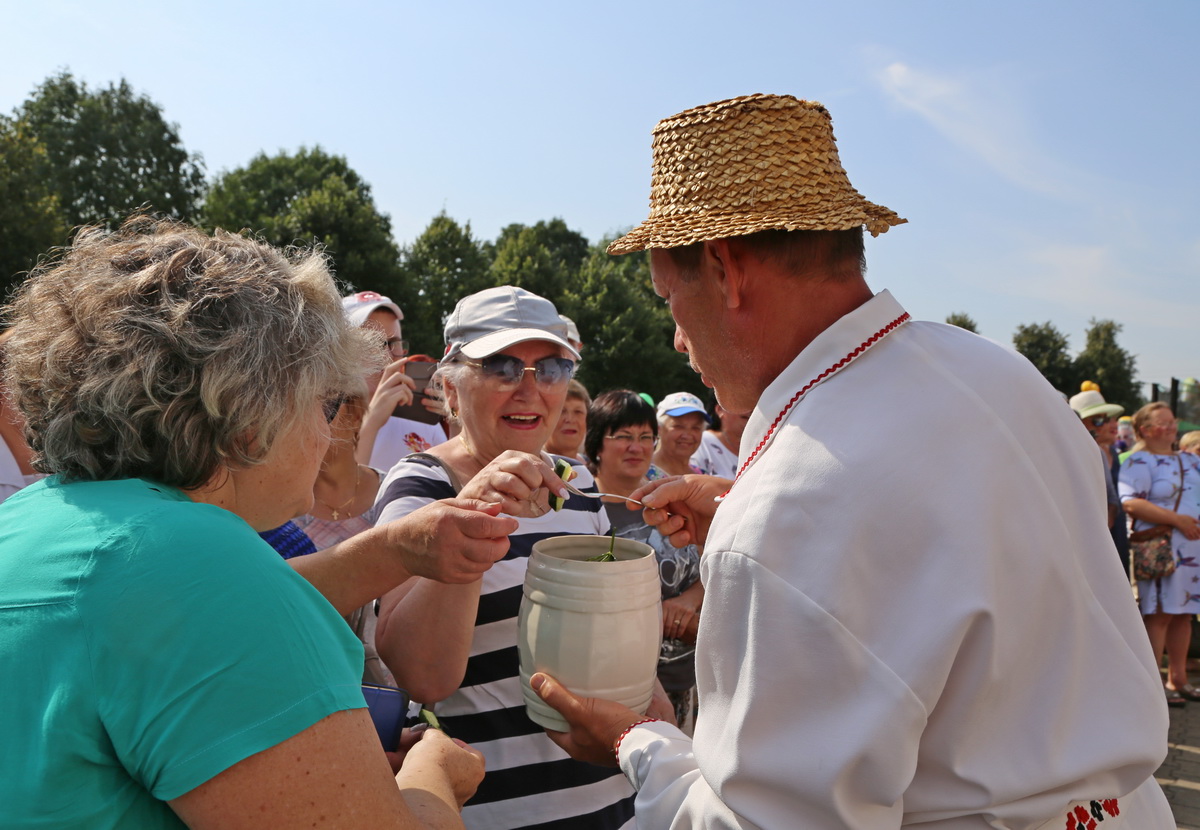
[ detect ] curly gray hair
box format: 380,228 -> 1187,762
1,217 -> 378,489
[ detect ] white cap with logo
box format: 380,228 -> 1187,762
342,291 -> 403,328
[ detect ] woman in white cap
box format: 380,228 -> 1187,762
373,286 -> 643,830
1119,401 -> 1200,707
650,392 -> 708,478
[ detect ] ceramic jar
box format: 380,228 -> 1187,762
518,534 -> 661,731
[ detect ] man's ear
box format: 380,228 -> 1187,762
704,238 -> 747,309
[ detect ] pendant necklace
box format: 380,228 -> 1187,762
317,464 -> 363,521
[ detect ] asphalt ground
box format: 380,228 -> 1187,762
1158,658 -> 1200,829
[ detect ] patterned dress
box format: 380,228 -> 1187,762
1118,450 -> 1200,614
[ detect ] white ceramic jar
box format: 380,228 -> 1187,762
518,534 -> 661,731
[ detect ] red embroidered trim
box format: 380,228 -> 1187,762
717,312 -> 910,500
1065,798 -> 1120,830
613,717 -> 659,761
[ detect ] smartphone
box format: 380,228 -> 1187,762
392,359 -> 441,425
361,683 -> 410,752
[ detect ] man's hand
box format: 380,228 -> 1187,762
530,673 -> 648,767
630,474 -> 732,548
386,498 -> 516,584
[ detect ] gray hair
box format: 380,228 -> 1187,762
2,217 -> 378,489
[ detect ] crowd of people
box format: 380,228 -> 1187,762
0,92 -> 1180,828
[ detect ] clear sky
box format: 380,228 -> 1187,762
4,0 -> 1197,394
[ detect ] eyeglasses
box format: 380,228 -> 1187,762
322,395 -> 346,423
1088,416 -> 1111,428
605,432 -> 657,447
384,338 -> 408,358
464,355 -> 576,388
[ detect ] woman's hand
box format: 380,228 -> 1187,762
395,726 -> 486,810
458,451 -> 570,519
386,498 -> 518,584
1174,512 -> 1200,541
363,358 -> 418,430
662,581 -> 703,643
630,474 -> 731,548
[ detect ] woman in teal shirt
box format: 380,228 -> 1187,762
0,218 -> 516,829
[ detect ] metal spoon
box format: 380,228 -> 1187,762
560,480 -> 645,506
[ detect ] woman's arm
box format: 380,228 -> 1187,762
374,451 -> 570,703
356,359 -> 417,465
289,499 -> 515,616
1122,498 -> 1200,540
169,708 -> 483,830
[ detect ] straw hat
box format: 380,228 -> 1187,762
608,94 -> 906,255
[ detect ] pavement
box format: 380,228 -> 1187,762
1158,660 -> 1200,829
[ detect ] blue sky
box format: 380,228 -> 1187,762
4,0 -> 1197,393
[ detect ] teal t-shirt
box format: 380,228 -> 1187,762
0,477 -> 367,828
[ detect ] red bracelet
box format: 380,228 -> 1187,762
613,717 -> 659,761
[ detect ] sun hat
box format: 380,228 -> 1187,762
608,94 -> 906,256
656,392 -> 711,424
442,286 -> 581,364
1068,388 -> 1124,420
342,290 -> 403,327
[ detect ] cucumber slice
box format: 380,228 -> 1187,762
550,458 -> 576,511
419,708 -> 446,733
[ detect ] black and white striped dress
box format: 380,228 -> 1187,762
374,454 -> 636,830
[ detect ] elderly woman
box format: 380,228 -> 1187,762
0,219 -> 518,829
544,378 -> 590,461
1119,402 -> 1200,707
374,286 -> 638,830
585,389 -> 704,731
650,392 -> 708,478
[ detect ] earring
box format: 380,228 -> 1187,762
450,407 -> 458,418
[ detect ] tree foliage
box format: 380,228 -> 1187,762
1073,319 -> 1142,412
202,146 -> 402,292
0,117 -> 68,299
397,214 -> 493,356
558,245 -> 703,403
1013,321 -> 1077,394
945,311 -> 978,333
15,71 -> 205,228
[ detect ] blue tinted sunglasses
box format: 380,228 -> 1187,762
464,355 -> 576,388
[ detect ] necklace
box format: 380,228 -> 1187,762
316,464 -> 363,521
717,312 -> 910,501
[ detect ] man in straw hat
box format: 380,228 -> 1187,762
530,94 -> 1172,828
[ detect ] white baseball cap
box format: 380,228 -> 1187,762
442,286 -> 580,364
656,391 -> 711,423
342,291 -> 403,328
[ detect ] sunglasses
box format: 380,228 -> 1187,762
464,355 -> 576,388
322,394 -> 346,423
1088,416 -> 1111,428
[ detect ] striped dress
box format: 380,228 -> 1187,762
374,455 -> 636,830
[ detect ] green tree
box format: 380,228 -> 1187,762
560,244 -> 703,402
0,117 -> 68,299
202,146 -> 402,292
488,219 -> 590,302
1073,318 -> 1142,412
945,311 -> 978,333
15,71 -> 205,228
397,213 -> 493,355
1013,321 -> 1077,395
